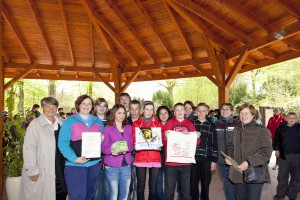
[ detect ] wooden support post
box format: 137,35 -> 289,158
114,68 -> 121,104
217,53 -> 229,107
0,0 -> 4,196
218,85 -> 229,108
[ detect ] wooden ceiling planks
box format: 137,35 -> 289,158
1,0 -> 300,88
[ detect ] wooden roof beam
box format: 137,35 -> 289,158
172,0 -> 252,43
228,21 -> 300,59
27,0 -> 55,64
270,0 -> 300,19
4,64 -> 37,91
104,0 -> 155,64
245,57 -> 257,65
284,38 -> 300,51
2,5 -> 32,63
5,63 -> 111,73
92,68 -> 115,92
81,0 -> 139,66
178,68 -> 185,76
134,0 -> 174,61
203,34 -> 222,84
162,1 -> 193,57
90,22 -> 95,67
192,63 -> 218,86
58,0 -> 75,65
121,65 -> 143,92
2,50 -> 10,62
220,0 -> 271,33
240,50 -> 300,73
226,43 -> 251,87
259,48 -> 277,59
165,0 -> 231,51
161,69 -> 168,77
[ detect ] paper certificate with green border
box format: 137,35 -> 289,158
135,127 -> 162,150
81,132 -> 101,158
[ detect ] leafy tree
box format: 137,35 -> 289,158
152,90 -> 173,108
48,80 -> 56,97
229,81 -> 252,106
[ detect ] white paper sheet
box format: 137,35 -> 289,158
81,132 -> 101,158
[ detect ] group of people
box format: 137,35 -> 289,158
17,92 -> 300,200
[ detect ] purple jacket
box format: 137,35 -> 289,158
101,124 -> 134,167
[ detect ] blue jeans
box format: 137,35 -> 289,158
94,167 -> 109,200
164,165 -> 191,200
64,163 -> 100,200
105,165 -> 131,200
217,163 -> 236,200
156,168 -> 164,200
235,183 -> 263,200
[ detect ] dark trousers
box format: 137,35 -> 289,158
164,165 -> 191,200
235,183 -> 263,200
136,167 -> 160,200
56,192 -> 68,200
277,154 -> 300,199
64,163 -> 100,200
190,158 -> 212,200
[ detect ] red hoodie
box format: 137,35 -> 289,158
267,114 -> 286,141
163,118 -> 198,166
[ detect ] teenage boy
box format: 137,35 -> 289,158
163,103 -> 200,200
191,103 -> 218,200
127,100 -> 141,200
119,93 -> 131,116
128,100 -> 141,125
273,112 -> 300,200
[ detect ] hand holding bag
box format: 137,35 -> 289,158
243,165 -> 267,183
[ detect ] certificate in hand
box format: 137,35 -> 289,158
220,151 -> 242,173
81,132 -> 101,158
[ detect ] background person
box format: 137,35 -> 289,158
267,107 -> 286,170
119,93 -> 132,117
20,97 -> 67,200
273,112 -> 300,200
226,103 -> 272,200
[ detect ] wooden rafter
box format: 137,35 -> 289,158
245,57 -> 258,65
165,0 -> 231,51
192,63 -> 218,85
121,65 -> 143,92
90,22 -> 95,67
162,0 -> 193,57
81,0 -> 139,66
2,50 -> 10,62
172,0 -> 251,43
220,0 -> 271,32
178,67 -> 185,76
2,5 -> 32,63
241,50 -> 300,73
284,38 -> 300,51
27,0 -> 54,64
226,43 -> 251,87
270,0 -> 300,19
110,55 -> 121,93
203,35 -> 222,84
134,0 -> 174,61
91,68 -> 115,92
4,64 -> 37,91
228,21 -> 300,59
58,0 -> 75,65
104,0 -> 155,64
259,48 -> 277,59
5,63 -> 111,73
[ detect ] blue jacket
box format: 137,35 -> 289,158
58,113 -> 104,167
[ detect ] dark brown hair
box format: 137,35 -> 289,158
75,94 -> 94,114
107,104 -> 128,127
220,103 -> 234,111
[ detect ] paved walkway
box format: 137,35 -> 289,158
2,152 -> 300,199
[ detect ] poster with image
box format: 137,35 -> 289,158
135,127 -> 162,150
166,131 -> 197,163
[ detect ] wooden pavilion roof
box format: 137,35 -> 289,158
2,0 -> 300,91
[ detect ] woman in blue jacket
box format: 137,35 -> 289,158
58,94 -> 104,200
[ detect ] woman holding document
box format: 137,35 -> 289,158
225,103 -> 272,200
58,94 -> 104,200
101,104 -> 134,200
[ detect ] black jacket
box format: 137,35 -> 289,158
273,122 -> 300,159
